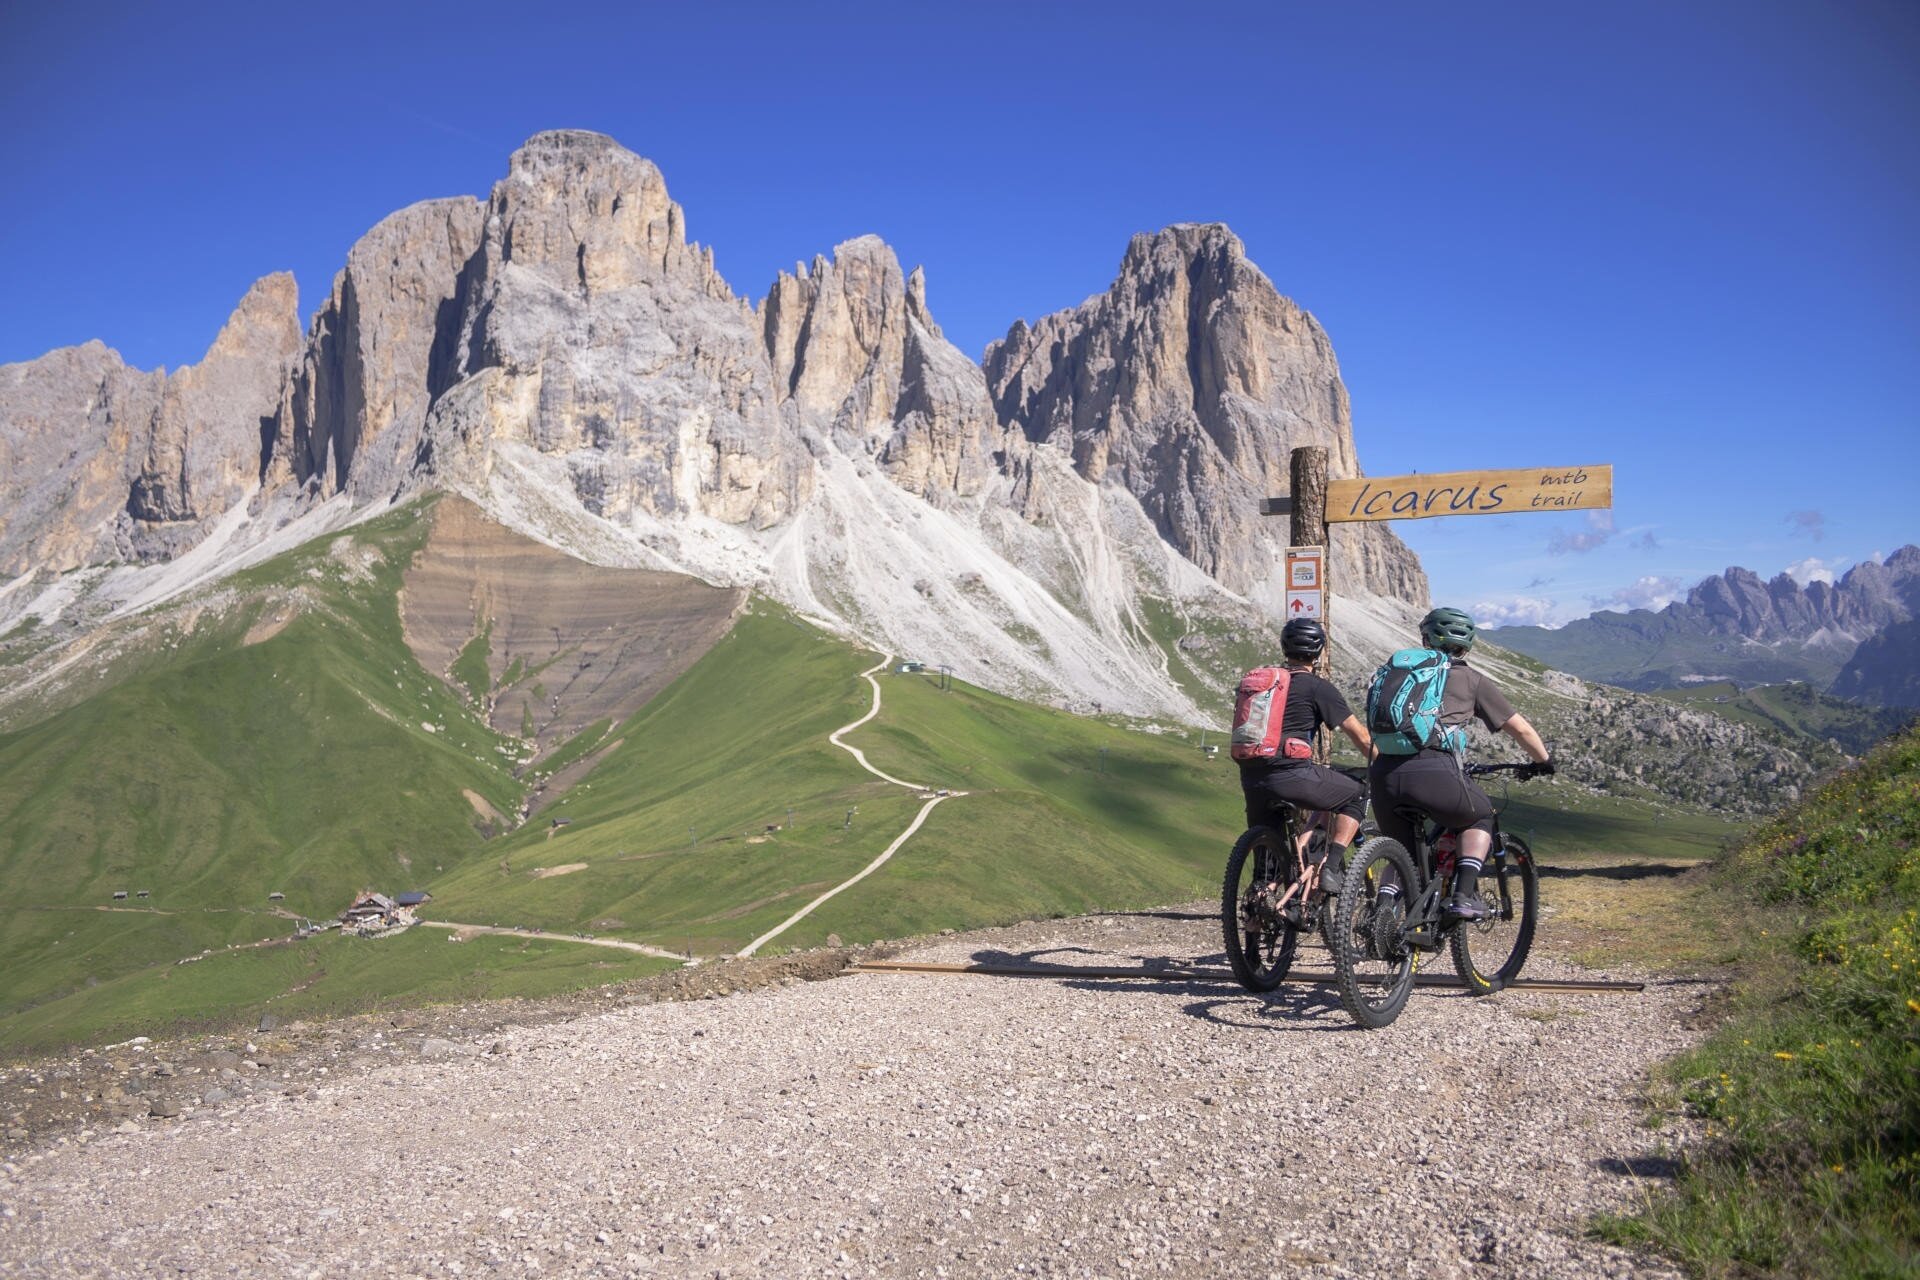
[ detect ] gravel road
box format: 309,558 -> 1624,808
0,909 -> 1705,1278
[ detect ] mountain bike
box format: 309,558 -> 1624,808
1221,802 -> 1330,991
1329,761 -> 1543,1029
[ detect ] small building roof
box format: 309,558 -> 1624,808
343,891 -> 397,916
396,891 -> 432,907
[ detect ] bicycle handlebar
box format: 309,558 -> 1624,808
1465,760 -> 1545,778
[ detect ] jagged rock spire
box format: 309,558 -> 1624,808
985,223 -> 1425,604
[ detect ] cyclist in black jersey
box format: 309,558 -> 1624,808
1238,618 -> 1378,889
1367,607 -> 1554,920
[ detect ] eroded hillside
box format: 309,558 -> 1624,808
400,497 -> 745,760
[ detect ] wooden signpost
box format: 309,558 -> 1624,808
1328,464 -> 1612,524
1264,450 -> 1613,759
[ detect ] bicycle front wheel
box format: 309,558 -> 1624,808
1449,833 -> 1540,994
1221,825 -> 1300,992
1331,836 -> 1418,1029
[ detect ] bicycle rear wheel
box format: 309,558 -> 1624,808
1330,836 -> 1418,1028
1449,833 -> 1539,994
1221,826 -> 1300,992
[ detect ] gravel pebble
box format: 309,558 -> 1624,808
0,908 -> 1703,1277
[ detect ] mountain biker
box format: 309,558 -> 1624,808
1367,606 -> 1553,920
1239,618 -> 1377,895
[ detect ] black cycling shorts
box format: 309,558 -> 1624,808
1367,752 -> 1494,849
1240,761 -> 1368,830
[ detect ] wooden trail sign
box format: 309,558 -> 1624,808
1258,449 -> 1615,694
1326,464 -> 1612,524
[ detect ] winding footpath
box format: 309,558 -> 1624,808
738,656 -> 966,958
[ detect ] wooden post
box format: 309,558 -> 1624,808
1289,447 -> 1329,549
1288,447 -> 1332,763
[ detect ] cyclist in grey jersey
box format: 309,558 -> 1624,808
1367,607 -> 1553,919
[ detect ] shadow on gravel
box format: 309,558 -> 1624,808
1179,990 -> 1352,1032
1596,1154 -> 1682,1179
1536,862 -> 1697,881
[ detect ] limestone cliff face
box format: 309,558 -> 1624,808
983,224 -> 1426,606
2,132 -> 1426,680
0,274 -> 299,574
271,198 -> 484,501
759,237 -> 998,502
422,131 -> 808,529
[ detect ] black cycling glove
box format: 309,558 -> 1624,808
1525,758 -> 1556,779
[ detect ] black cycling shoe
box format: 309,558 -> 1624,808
1444,890 -> 1490,922
1319,858 -> 1345,895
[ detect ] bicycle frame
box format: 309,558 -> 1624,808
1389,814 -> 1514,952
1384,769 -> 1527,952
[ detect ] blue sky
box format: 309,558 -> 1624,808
3,0 -> 1915,625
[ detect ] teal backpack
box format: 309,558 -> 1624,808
1366,648 -> 1466,755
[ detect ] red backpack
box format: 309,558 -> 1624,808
1230,667 -> 1314,762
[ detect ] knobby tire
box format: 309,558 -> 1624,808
1221,826 -> 1299,992
1449,832 -> 1539,994
1331,835 -> 1418,1029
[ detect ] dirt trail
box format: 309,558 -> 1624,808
738,655 -> 965,957
416,920 -> 688,962
0,908 -> 1706,1279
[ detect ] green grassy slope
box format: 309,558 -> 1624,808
425,608 -> 1246,954
1598,726 -> 1920,1277
0,501 -> 526,1031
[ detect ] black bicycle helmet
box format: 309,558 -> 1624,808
1419,606 -> 1477,653
1281,617 -> 1326,661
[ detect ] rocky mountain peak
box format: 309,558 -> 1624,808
0,272 -> 300,574
491,129 -> 721,302
983,221 -> 1424,607
3,131 -> 1436,721
206,273 -> 301,363
1682,551 -> 1920,641
1118,221 -> 1250,278
759,236 -> 998,501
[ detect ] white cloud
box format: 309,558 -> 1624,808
1784,556 -> 1838,586
1592,575 -> 1683,612
1473,596 -> 1563,629
1548,511 -> 1615,555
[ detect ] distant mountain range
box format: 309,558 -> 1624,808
1831,616 -> 1920,709
1494,547 -> 1920,706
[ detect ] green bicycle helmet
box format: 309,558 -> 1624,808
1419,606 -> 1477,653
